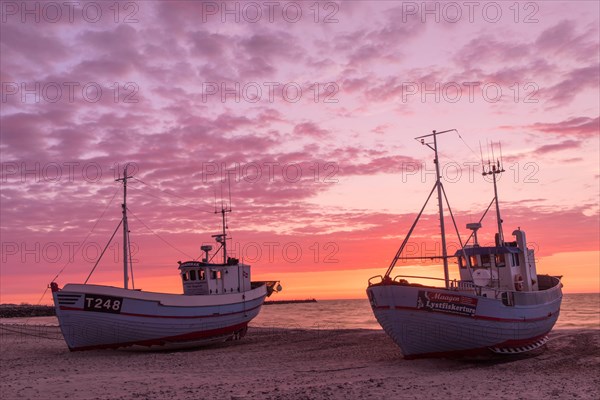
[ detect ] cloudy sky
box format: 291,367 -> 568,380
1,0 -> 598,303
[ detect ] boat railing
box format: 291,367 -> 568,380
393,275 -> 447,285
512,277 -> 563,306
453,280 -> 477,290
368,275 -> 384,286
375,275 -> 562,306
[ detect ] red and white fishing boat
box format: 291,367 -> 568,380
51,166 -> 280,351
367,130 -> 563,359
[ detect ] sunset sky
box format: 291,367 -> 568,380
1,1 -> 598,304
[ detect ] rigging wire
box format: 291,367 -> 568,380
84,219 -> 123,284
127,222 -> 135,289
127,208 -> 195,260
464,197 -> 496,247
36,186 -> 121,306
131,177 -> 214,214
456,129 -> 479,158
0,325 -> 64,341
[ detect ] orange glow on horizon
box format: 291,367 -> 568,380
8,250 -> 597,306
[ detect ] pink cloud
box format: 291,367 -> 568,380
293,122 -> 329,138
543,65 -> 600,105
1,1 -> 599,302
528,116 -> 599,137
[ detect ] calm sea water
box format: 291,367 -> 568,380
2,294 -> 598,330
250,293 -> 600,330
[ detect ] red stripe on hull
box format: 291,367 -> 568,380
59,303 -> 262,319
372,305 -> 556,323
69,322 -> 249,351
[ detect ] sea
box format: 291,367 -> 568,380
5,293 -> 598,330
252,293 -> 600,330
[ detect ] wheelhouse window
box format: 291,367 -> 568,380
495,254 -> 506,267
481,254 -> 491,267
211,270 -> 222,279
198,269 -> 206,281
190,270 -> 196,281
511,253 -> 520,266
182,272 -> 189,281
470,255 -> 479,268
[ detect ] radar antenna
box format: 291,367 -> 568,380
482,141 -> 506,244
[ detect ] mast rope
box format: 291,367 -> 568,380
385,183 -> 438,277
37,186 -> 120,305
127,208 -> 194,259
131,177 -> 214,214
456,129 -> 479,158
440,183 -> 474,281
84,219 -> 123,284
464,197 -> 496,246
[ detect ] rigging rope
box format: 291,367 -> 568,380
131,177 -> 214,214
456,129 -> 479,158
84,219 -> 123,284
127,208 -> 195,260
36,186 -> 121,306
0,325 -> 63,341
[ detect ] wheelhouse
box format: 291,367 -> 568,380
178,259 -> 251,296
455,229 -> 539,292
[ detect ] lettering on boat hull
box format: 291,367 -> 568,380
83,295 -> 123,314
416,291 -> 478,317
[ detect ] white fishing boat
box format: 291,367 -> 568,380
367,130 -> 563,359
51,166 -> 281,351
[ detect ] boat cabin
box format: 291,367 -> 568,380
178,258 -> 251,295
455,228 -> 539,292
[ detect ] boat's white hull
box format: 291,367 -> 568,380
52,283 -> 268,351
367,280 -> 562,359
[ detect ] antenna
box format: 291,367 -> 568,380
213,188 -> 217,213
228,176 -> 232,212
499,142 -> 504,168
479,141 -> 485,174
213,174 -> 233,264
480,141 -> 506,244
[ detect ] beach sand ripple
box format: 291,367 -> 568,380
1,326 -> 598,399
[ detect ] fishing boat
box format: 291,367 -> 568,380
366,130 -> 563,359
51,165 -> 281,351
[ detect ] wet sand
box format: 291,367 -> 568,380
1,324 -> 598,399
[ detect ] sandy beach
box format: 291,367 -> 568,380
1,325 -> 598,400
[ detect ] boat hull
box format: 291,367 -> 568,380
52,283 -> 268,351
367,281 -> 562,359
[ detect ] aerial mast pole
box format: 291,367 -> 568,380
415,129 -> 457,289
221,206 -> 227,264
116,164 -> 133,289
483,142 -> 505,244
214,179 -> 232,265
433,131 -> 449,289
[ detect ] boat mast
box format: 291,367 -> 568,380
116,164 -> 133,289
214,182 -> 232,264
433,131 -> 449,288
415,129 -> 456,289
221,206 -> 228,264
